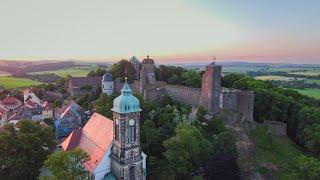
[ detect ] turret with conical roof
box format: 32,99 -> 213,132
129,56 -> 140,80
102,72 -> 114,95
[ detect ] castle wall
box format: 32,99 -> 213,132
164,85 -> 201,106
221,89 -> 254,123
237,91 -> 254,122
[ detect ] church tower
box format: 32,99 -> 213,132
110,79 -> 146,180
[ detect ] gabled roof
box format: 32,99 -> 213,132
1,97 -> 22,106
61,112 -> 114,172
69,77 -> 102,88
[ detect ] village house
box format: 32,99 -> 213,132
54,101 -> 85,140
0,96 -> 22,110
68,77 -> 102,98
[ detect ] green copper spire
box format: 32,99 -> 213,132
111,78 -> 141,113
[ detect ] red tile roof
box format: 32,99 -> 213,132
1,97 -> 22,106
61,112 -> 114,172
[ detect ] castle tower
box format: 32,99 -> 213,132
129,56 -> 140,80
140,56 -> 156,93
200,61 -> 222,114
110,79 -> 146,180
102,72 -> 114,95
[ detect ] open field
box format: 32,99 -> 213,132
221,65 -> 320,74
0,71 -> 11,76
255,75 -> 296,81
305,79 -> 320,84
289,70 -> 320,76
29,65 -> 99,77
0,76 -> 42,89
292,88 -> 320,99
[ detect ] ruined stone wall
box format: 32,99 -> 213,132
237,91 -> 254,122
164,85 -> 201,106
221,90 -> 238,111
221,89 -> 254,123
264,120 -> 287,136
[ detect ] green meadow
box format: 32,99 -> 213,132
292,89 -> 320,99
255,75 -> 295,81
29,65 -> 99,77
0,76 -> 42,89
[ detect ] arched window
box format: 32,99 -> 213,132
115,119 -> 120,141
129,166 -> 135,180
127,120 -> 136,143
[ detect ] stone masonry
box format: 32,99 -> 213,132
113,56 -> 254,123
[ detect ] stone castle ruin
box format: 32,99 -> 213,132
111,56 -> 254,123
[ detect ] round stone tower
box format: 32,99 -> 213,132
102,72 -> 114,95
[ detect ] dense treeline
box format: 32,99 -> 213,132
139,96 -> 238,179
109,59 -> 136,83
155,65 -> 203,88
271,80 -> 320,89
222,73 -> 320,156
0,120 -> 56,179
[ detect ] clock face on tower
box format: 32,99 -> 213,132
129,119 -> 135,126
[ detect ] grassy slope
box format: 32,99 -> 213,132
250,125 -> 302,179
0,76 -> 42,89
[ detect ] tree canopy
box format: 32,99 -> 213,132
0,120 -> 56,179
43,149 -> 90,180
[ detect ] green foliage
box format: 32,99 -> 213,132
155,65 -> 203,88
109,59 -> 136,83
250,124 -> 303,179
53,99 -> 62,108
0,120 -> 56,179
93,93 -> 118,119
87,67 -> 107,77
76,94 -> 90,110
43,149 -> 90,180
195,106 -> 207,122
289,155 -> 320,179
43,118 -> 54,126
163,123 -> 212,177
223,73 -> 320,156
297,107 -> 320,155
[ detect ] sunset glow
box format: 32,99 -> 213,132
0,0 -> 319,63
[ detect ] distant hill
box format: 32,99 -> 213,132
0,60 -> 77,74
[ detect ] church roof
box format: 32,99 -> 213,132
142,55 -> 154,64
61,112 -> 114,172
111,80 -> 141,114
102,72 -> 114,82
